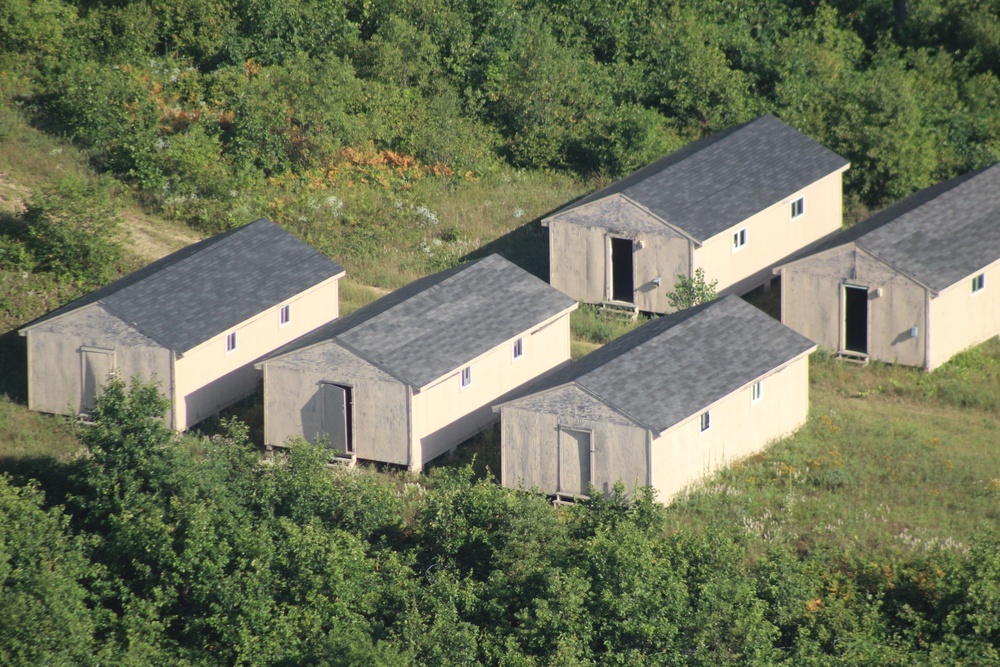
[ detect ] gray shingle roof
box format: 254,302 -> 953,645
557,114 -> 848,242
263,254 -> 578,389
502,295 -> 816,433
837,164 -> 1000,292
22,218 -> 345,352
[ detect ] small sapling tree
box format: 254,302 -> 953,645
666,267 -> 718,310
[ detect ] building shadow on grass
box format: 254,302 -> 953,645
0,330 -> 27,403
190,386 -> 266,448
461,218 -> 550,282
0,454 -> 89,508
424,423 -> 501,482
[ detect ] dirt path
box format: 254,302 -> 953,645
122,205 -> 202,263
0,171 -> 29,215
1,169 -> 202,263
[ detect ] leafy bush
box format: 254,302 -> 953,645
21,175 -> 123,286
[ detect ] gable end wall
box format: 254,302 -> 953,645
781,246 -> 926,367
25,304 -> 173,423
499,392 -> 648,497
263,341 -> 410,464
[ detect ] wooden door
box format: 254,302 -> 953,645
321,383 -> 353,454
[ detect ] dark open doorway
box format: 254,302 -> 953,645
844,286 -> 869,354
610,237 -> 634,303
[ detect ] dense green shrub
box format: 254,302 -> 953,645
21,175 -> 123,286
0,477 -> 97,666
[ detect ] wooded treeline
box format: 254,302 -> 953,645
3,377 -> 1000,666
3,0 -> 1000,232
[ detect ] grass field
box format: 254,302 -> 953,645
669,345 -> 1000,556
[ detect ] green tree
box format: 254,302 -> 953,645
79,374 -> 172,510
0,477 -> 98,667
666,267 -> 718,311
22,175 -> 124,287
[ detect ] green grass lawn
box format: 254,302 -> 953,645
665,344 -> 1000,559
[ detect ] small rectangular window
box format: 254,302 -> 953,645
972,273 -> 985,294
732,228 -> 747,252
460,366 -> 472,388
791,197 -> 805,219
699,412 -> 711,432
512,337 -> 524,360
226,331 -> 237,353
280,304 -> 290,325
751,381 -> 762,403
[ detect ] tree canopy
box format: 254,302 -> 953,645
2,0 -> 999,232
0,376 -> 996,665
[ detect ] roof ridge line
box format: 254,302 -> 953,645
571,381 -> 657,432
617,194 -> 699,243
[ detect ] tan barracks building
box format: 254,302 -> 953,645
258,254 -> 577,470
543,114 -> 849,314
777,163 -> 1000,370
496,295 -> 816,503
19,218 -> 345,429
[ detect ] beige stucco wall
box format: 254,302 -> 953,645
499,384 -> 649,497
927,259 -> 1000,370
410,310 -> 574,468
649,354 -> 811,502
632,232 -> 690,312
693,169 -> 845,298
24,304 -> 174,423
261,341 -> 410,463
172,275 -> 341,429
779,245 -> 927,367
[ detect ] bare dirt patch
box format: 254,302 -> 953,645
0,171 -> 29,215
121,205 -> 202,263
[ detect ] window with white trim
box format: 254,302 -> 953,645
732,228 -> 747,252
751,380 -> 762,403
791,197 -> 805,219
699,411 -> 711,432
280,304 -> 290,325
512,337 -> 524,360
226,331 -> 237,353
972,273 -> 985,294
460,366 -> 472,388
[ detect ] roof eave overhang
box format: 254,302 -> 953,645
415,303 -> 578,394
855,245 -> 939,296
652,344 -> 818,439
542,193 -> 701,246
